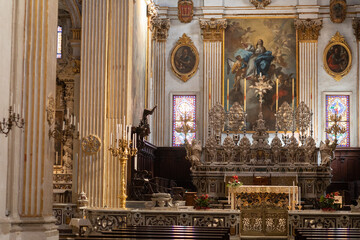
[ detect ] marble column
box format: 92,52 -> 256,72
199,18 -> 227,143
295,19 -> 322,141
151,17 -> 170,147
0,0 -> 59,239
353,18 -> 360,147
79,0 -> 134,208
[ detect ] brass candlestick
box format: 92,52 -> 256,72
109,137 -> 137,208
325,113 -> 346,147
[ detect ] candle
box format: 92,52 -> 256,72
134,155 -> 138,170
56,152 -> 58,165
310,78 -> 312,110
244,78 -> 246,111
110,133 -> 113,145
299,187 -> 301,205
227,78 -> 229,111
288,187 -> 291,207
116,124 -> 119,140
135,133 -> 137,148
276,78 -> 279,111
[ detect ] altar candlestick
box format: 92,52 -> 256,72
244,78 -> 247,111
299,187 -> 301,205
110,133 -> 113,146
276,78 -> 279,111
292,78 -> 295,110
227,78 -> 229,111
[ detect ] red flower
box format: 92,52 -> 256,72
334,192 -> 339,196
233,176 -> 239,180
326,194 -> 330,198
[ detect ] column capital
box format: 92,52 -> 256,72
151,17 -> 170,41
147,0 -> 158,20
199,18 -> 227,41
353,18 -> 360,41
294,19 -> 322,41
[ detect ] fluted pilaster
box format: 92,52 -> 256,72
353,18 -> 360,146
79,0 -> 133,208
199,18 -> 227,143
151,17 -> 170,146
295,19 -> 322,140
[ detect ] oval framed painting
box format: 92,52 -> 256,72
171,33 -> 199,82
323,31 -> 352,81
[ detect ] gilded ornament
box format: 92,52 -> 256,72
295,101 -> 311,136
330,0 -> 347,24
208,103 -> 226,134
178,0 -> 193,23
323,31 -> 352,81
46,95 -> 56,126
170,34 -> 199,82
199,18 -> 227,41
277,102 -> 293,133
228,102 -> 245,132
151,17 -> 170,41
294,19 -> 322,41
250,0 -> 271,9
82,134 -> 101,154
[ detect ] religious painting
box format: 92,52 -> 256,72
224,18 -> 297,131
171,33 -> 199,82
330,0 -> 347,23
323,31 -> 351,81
178,0 -> 193,23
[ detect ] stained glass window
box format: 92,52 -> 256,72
172,95 -> 196,146
325,95 -> 350,147
57,26 -> 62,58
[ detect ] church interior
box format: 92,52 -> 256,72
1,0 -> 360,239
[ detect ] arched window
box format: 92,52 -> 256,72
57,26 -> 62,58
325,95 -> 350,147
172,95 -> 196,146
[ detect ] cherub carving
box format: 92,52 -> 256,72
185,139 -> 202,169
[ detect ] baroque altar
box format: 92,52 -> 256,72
189,100 -> 334,207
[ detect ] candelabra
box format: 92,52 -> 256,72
48,112 -> 79,143
0,106 -> 25,136
325,113 -> 346,148
108,122 -> 137,208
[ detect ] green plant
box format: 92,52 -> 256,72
226,175 -> 243,188
319,192 -> 340,211
194,194 -> 210,209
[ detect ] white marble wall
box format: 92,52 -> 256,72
153,0 -> 360,147
318,18 -> 358,146
164,20 -> 203,146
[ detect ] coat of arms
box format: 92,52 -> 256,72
178,0 -> 193,23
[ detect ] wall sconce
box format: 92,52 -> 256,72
0,106 -> 25,136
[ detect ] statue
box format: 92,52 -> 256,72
185,139 -> 202,169
319,139 -> 336,166
133,106 -> 157,148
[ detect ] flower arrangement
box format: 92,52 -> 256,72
194,194 -> 210,210
319,192 -> 340,211
226,175 -> 243,188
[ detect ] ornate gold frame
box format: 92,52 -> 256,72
82,134 -> 102,155
323,31 -> 352,81
170,33 -> 199,82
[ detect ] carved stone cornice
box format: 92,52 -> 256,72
294,19 -> 322,41
199,18 -> 227,41
353,18 -> 360,41
151,17 -> 170,41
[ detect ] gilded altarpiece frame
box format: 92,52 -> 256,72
223,18 -> 298,131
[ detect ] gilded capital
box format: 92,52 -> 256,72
151,17 -> 170,41
353,18 -> 360,41
294,19 -> 322,41
147,1 -> 158,20
199,18 -> 227,41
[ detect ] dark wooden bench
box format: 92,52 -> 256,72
66,225 -> 230,240
295,228 -> 360,240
